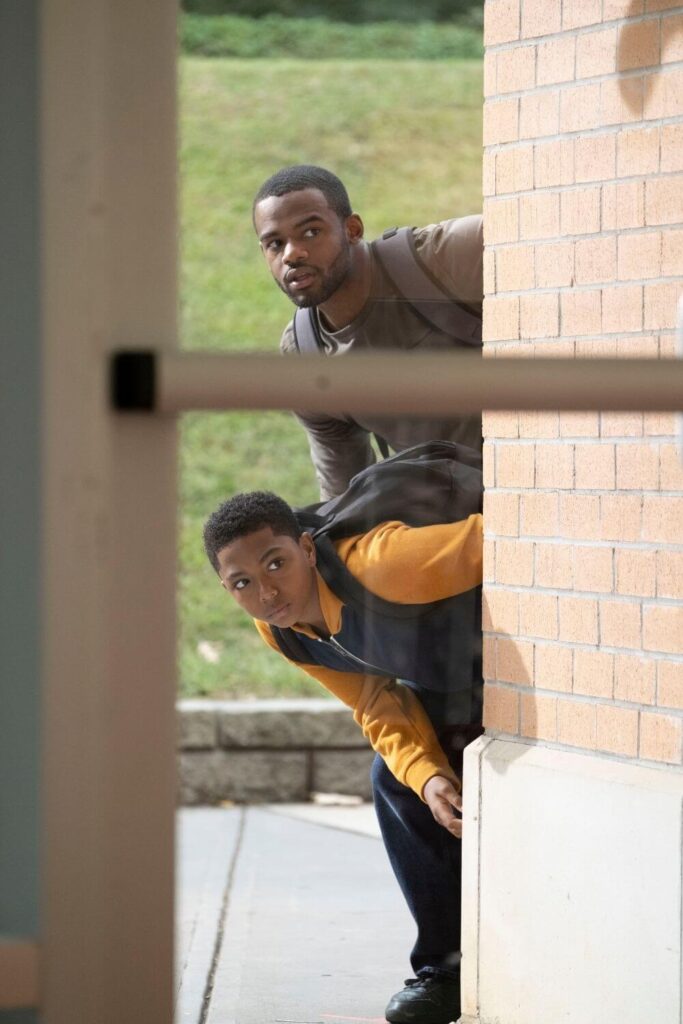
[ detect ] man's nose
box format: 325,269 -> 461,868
282,238 -> 308,265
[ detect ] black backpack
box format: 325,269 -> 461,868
295,440 -> 482,541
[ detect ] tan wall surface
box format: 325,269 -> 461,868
482,1 -> 683,767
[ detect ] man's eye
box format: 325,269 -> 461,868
303,228 -> 319,239
266,239 -> 282,253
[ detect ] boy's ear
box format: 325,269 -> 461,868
300,532 -> 317,566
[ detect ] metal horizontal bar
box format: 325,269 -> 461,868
0,939 -> 40,1009
144,352 -> 683,414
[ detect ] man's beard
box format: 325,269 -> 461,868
280,244 -> 352,309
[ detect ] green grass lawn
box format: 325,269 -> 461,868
179,56 -> 483,698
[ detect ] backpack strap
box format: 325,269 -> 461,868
374,226 -> 482,345
270,623 -> 312,664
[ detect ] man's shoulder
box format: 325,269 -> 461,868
408,214 -> 483,304
411,214 -> 483,261
279,318 -> 297,354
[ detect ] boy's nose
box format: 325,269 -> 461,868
259,579 -> 278,602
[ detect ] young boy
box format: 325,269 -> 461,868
203,490 -> 483,1024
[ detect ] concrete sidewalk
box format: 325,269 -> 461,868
175,804 -> 416,1024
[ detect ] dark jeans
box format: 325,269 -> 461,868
371,684 -> 483,980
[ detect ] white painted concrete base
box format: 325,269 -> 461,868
461,737 -> 683,1024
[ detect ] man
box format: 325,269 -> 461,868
203,490 -> 483,1024
252,165 -> 483,500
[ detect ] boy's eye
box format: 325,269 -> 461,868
303,228 -> 319,239
268,558 -> 284,571
233,578 -> 249,591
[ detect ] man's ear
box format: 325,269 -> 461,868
345,213 -> 364,245
300,532 -> 317,566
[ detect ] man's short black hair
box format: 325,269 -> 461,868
203,490 -> 301,573
253,165 -> 353,222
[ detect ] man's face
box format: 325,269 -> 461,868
217,526 -> 318,628
254,188 -> 359,308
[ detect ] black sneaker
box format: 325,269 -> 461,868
384,972 -> 460,1024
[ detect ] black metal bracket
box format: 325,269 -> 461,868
111,350 -> 157,411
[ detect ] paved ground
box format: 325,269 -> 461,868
176,804 -> 416,1024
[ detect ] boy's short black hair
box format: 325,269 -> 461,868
253,165 -> 353,222
203,491 -> 301,573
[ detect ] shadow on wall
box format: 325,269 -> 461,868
618,0 -> 682,112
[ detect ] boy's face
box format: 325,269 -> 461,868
216,526 -> 319,629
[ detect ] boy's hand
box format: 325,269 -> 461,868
422,775 -> 463,838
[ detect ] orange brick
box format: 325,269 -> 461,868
644,605 -> 683,655
484,0 -> 520,46
484,50 -> 497,98
600,599 -> 642,649
483,683 -> 520,733
520,191 -> 561,240
518,411 -> 559,438
601,76 -> 644,126
600,412 -> 643,438
497,637 -> 534,684
535,642 -> 573,692
484,443 -> 495,487
521,692 -> 558,740
535,442 -> 573,488
574,545 -> 614,594
596,704 -> 639,757
657,550 -> 683,600
644,282 -> 682,330
520,0 -> 561,37
496,538 -> 535,585
483,587 -> 519,634
560,596 -> 599,643
574,648 -> 614,698
483,634 -> 496,677
662,16 -> 683,64
484,295 -> 520,342
575,134 -> 617,185
535,139 -> 574,188
557,698 -> 597,749
616,334 -> 658,358
601,494 -> 642,542
484,537 -> 495,582
484,196 -> 519,244
646,175 -> 683,227
563,0 -> 601,29
575,337 -> 618,358
661,230 -> 683,277
644,412 -> 677,437
520,90 -> 560,140
483,247 -> 495,291
604,0 -> 644,18
484,97 -> 520,146
616,548 -> 657,599
560,493 -> 602,540
649,0 -> 683,11
561,187 -> 601,236
576,27 -> 617,78
661,123 -> 683,172
496,443 -> 535,488
536,36 -> 575,86
602,181 -> 645,230
616,442 -> 660,490
560,83 -> 602,133
496,145 -> 534,194
575,236 -> 617,285
658,661 -> 683,711
640,710 -> 682,764
561,412 -> 600,438
520,591 -> 559,639
483,153 -> 496,199
485,492 -> 520,538
660,444 -> 683,492
574,442 -> 615,489
615,653 -> 656,704
561,289 -> 602,336
482,412 -> 519,438
642,496 -> 683,544
520,293 -> 559,339
521,491 -> 560,536
616,126 -> 660,178
602,284 -> 644,333
497,45 -> 536,94
496,244 -> 535,291
617,231 -> 662,282
535,241 -> 574,287
643,67 -> 683,120
617,18 -> 660,71
535,542 -> 573,589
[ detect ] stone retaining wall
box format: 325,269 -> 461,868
177,698 -> 375,805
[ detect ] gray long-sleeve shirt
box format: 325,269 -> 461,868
280,214 -> 484,500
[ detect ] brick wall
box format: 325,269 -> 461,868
482,1 -> 683,766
